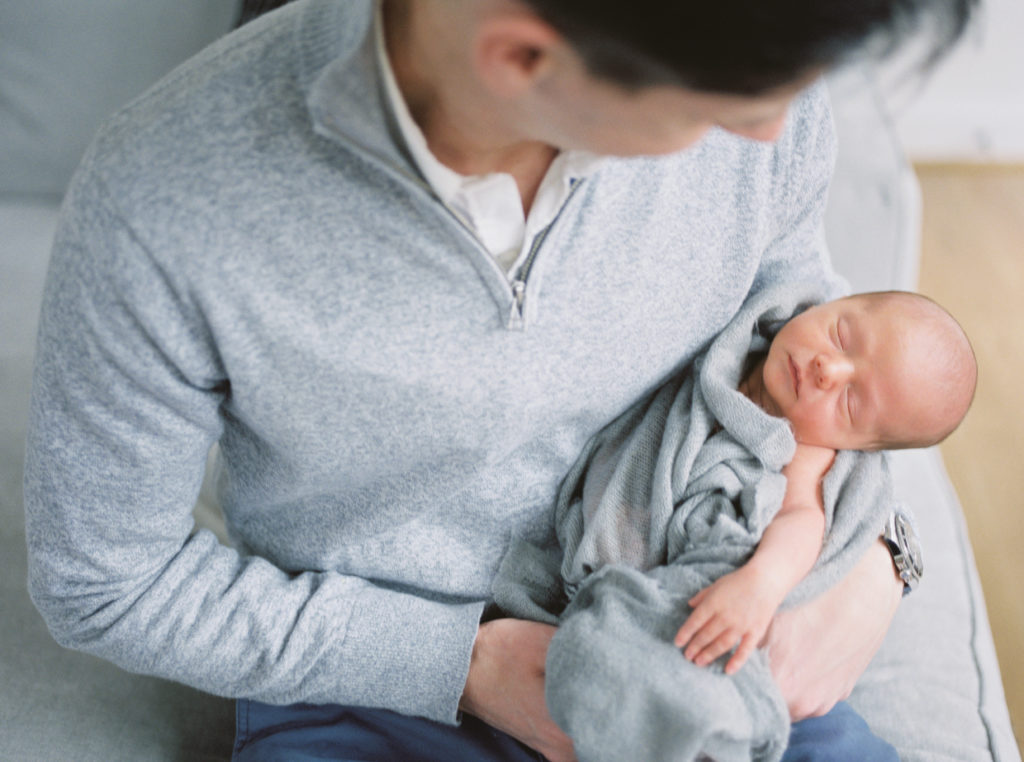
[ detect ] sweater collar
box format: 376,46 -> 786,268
298,0 -> 421,180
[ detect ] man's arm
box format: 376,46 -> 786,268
24,171 -> 483,723
766,539 -> 903,719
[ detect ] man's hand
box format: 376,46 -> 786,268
764,539 -> 902,720
460,618 -> 576,762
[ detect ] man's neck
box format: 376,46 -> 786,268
382,0 -> 557,213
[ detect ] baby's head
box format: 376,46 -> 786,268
756,290 -> 976,451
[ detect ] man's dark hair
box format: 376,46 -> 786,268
523,0 -> 978,94
237,0 -> 293,27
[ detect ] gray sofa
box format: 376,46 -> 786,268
0,2 -> 1019,760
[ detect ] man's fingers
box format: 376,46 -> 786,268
533,728 -> 577,762
461,619 -> 577,760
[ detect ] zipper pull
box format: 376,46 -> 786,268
512,279 -> 526,310
509,279 -> 527,329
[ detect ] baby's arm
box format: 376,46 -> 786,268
674,444 -> 835,674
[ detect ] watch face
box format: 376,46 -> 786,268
894,514 -> 924,579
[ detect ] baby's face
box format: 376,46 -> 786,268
760,296 -> 936,450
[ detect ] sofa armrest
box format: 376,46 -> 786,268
826,66 -> 1021,761
825,66 -> 921,293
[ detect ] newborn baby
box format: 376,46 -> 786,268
676,290 -> 976,674
494,284 -> 976,762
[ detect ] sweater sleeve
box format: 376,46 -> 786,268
750,80 -> 848,302
23,170 -> 483,724
749,81 -> 919,550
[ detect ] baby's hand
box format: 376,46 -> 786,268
673,566 -> 784,675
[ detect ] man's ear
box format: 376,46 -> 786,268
473,14 -> 562,98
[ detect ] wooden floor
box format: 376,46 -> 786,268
915,164 -> 1024,748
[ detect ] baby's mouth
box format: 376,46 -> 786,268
789,355 -> 801,398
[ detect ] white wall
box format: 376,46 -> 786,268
884,0 -> 1024,162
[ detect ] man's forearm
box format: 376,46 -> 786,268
766,539 -> 902,720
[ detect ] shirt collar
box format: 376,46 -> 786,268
373,3 -> 602,205
374,3 -> 467,206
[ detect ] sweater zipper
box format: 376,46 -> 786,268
508,234 -> 542,330
508,177 -> 585,330
323,132 -> 586,330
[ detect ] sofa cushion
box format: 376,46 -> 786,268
850,448 -> 1020,761
0,0 -> 239,197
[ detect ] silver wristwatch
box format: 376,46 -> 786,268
883,511 -> 923,596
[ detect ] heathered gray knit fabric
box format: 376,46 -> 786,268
24,0 -> 842,725
493,282 -> 895,761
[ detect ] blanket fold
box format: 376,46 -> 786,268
493,282 -> 895,762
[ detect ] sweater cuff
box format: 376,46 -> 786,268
337,585 -> 486,725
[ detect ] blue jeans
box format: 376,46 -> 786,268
232,699 -> 899,761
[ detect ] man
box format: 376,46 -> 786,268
25,1 -> 973,760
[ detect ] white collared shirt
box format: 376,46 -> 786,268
374,6 -> 602,275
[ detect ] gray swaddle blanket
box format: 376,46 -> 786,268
492,282 -> 896,762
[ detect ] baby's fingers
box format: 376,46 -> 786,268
674,605 -> 713,648
680,617 -> 726,660
688,587 -> 710,608
688,629 -> 738,667
724,632 -> 759,675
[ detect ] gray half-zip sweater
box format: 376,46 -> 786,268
24,0 -> 844,724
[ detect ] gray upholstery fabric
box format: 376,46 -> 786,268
851,447 -> 1019,761
0,0 -> 239,196
825,67 -> 922,295
0,8 -> 1018,759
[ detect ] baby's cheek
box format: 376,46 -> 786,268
788,408 -> 831,448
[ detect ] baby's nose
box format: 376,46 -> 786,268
814,354 -> 853,388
